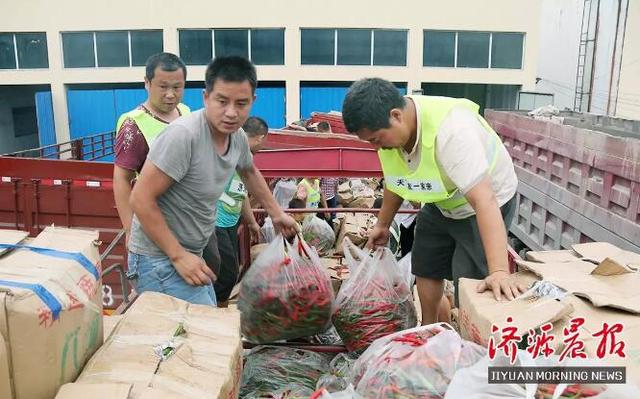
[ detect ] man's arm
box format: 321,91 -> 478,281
113,166 -> 136,242
466,176 -> 524,301
130,161 -> 215,285
240,197 -> 261,243
238,165 -> 298,236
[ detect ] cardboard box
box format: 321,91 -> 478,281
526,249 -> 581,263
57,292 -> 242,399
334,213 -> 376,255
517,259 -> 640,313
321,257 -> 349,293
348,196 -> 375,209
458,271 -> 573,347
0,227 -> 103,399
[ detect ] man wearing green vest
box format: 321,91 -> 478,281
206,116 -> 268,306
342,78 -> 525,325
113,53 -> 190,248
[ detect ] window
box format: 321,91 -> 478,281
337,29 -> 370,65
251,29 -> 284,65
0,34 -> 16,69
131,31 -> 163,66
96,31 -> 128,67
491,32 -> 523,69
215,29 -> 248,58
302,28 -> 407,66
457,32 -> 489,68
423,30 -> 524,69
423,31 -> 455,67
179,28 -> 284,65
374,30 -> 407,66
179,30 -> 212,65
62,32 -> 95,68
301,29 -> 334,65
62,30 -> 163,68
0,32 -> 48,69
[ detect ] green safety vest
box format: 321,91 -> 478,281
378,96 -> 501,210
300,178 -> 321,209
115,103 -> 190,147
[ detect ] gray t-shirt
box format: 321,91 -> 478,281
129,109 -> 254,256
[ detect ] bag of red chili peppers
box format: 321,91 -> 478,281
332,238 -> 418,353
351,323 -> 486,398
239,234 -> 334,344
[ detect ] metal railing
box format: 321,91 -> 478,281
99,229 -> 131,307
3,131 -> 115,161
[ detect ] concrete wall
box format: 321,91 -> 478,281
535,0 -> 583,110
616,0 -> 640,120
0,87 -> 41,154
0,0 -> 541,142
536,0 -> 639,119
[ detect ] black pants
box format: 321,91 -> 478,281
400,219 -> 416,258
203,224 -> 239,303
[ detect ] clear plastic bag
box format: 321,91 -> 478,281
352,323 -> 486,399
239,234 -> 334,344
311,385 -> 362,399
316,353 -> 357,393
332,238 -> 418,353
302,216 -> 336,256
260,217 -> 277,243
241,346 -> 331,398
397,252 -> 415,289
274,178 -> 298,209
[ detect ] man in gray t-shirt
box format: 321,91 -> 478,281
128,57 -> 297,305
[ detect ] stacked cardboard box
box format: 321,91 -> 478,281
56,291 -> 242,398
0,227 -> 103,399
459,242 -> 640,386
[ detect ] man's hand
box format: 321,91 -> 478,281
476,270 -> 526,301
248,222 -> 262,244
272,212 -> 299,237
171,251 -> 217,286
366,224 -> 390,249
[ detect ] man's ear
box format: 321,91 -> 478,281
389,108 -> 403,125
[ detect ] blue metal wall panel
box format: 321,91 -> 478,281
182,88 -> 205,111
300,86 -> 349,119
67,89 -> 116,139
35,91 -> 57,158
300,85 -> 407,120
183,87 -> 285,129
252,87 -> 285,129
67,89 -> 117,162
114,88 -> 147,117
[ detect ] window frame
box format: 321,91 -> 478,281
178,28 -> 285,65
423,30 -> 524,70
301,28 -> 408,66
0,32 -> 49,69
62,29 -> 163,68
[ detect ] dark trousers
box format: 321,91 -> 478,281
203,224 -> 239,303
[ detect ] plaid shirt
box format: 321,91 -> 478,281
320,178 -> 339,199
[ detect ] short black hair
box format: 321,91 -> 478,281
373,197 -> 384,209
205,56 -> 257,94
288,198 -> 306,209
243,116 -> 269,138
145,53 -> 187,82
342,78 -> 406,133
